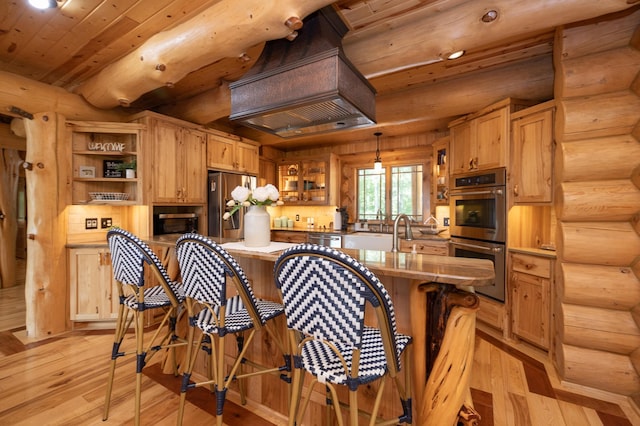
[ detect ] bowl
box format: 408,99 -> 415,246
419,228 -> 446,235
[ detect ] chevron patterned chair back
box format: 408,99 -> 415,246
274,243 -> 413,426
103,228 -> 186,426
175,233 -> 289,426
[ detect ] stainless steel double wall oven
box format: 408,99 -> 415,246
449,168 -> 506,302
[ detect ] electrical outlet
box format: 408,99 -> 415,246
85,218 -> 98,229
295,214 -> 300,221
101,218 -> 112,228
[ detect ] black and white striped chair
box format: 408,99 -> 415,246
274,244 -> 413,426
175,233 -> 289,426
103,228 -> 186,426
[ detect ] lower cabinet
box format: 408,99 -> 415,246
510,252 -> 553,350
68,247 -> 119,322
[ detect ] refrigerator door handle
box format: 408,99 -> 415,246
210,180 -> 216,192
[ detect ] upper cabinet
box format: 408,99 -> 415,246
431,137 -> 449,209
510,101 -> 555,205
206,132 -> 260,175
131,112 -> 207,205
68,120 -> 144,205
449,98 -> 534,175
278,154 -> 339,206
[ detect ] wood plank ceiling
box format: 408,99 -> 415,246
0,0 -> 638,149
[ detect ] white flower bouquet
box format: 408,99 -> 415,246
223,184 -> 283,220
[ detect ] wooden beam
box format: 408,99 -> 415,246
76,0 -> 335,109
0,71 -> 125,122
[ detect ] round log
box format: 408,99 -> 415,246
77,0 -> 335,108
558,135 -> 640,182
557,343 -> 640,395
558,91 -> 640,141
557,221 -> 640,266
560,303 -> 640,353
556,180 -> 640,221
559,46 -> 640,98
559,263 -> 640,310
23,113 -> 70,338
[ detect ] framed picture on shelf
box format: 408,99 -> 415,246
103,160 -> 124,178
78,166 -> 96,178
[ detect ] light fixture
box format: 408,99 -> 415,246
447,50 -> 465,60
373,132 -> 383,172
28,0 -> 57,9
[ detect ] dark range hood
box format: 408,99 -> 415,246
229,7 -> 376,138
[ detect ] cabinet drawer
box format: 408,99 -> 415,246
511,253 -> 551,278
399,239 -> 448,255
271,231 -> 308,244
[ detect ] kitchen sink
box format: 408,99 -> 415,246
342,232 -> 393,251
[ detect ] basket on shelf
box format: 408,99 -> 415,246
89,192 -> 130,201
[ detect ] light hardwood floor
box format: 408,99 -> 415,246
1,261 -> 638,425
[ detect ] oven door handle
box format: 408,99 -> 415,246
451,241 -> 503,253
451,188 -> 504,196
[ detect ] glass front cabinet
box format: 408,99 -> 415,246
278,154 -> 338,206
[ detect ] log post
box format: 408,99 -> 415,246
0,148 -> 21,288
23,113 -> 70,337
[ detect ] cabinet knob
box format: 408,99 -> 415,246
513,184 -> 519,196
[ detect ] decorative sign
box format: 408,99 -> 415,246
103,160 -> 124,178
88,141 -> 126,152
79,166 -> 96,178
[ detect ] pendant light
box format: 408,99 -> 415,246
373,132 -> 383,172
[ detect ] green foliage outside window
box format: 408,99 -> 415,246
357,164 -> 423,222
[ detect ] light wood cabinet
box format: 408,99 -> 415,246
399,238 -> 448,255
510,252 -> 553,350
134,113 -> 207,204
278,154 -> 339,206
206,133 -> 260,175
68,247 -> 119,322
449,98 -> 534,175
510,102 -> 555,204
431,137 -> 449,209
68,121 -> 144,205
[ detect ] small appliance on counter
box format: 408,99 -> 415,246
338,207 -> 348,231
153,212 -> 199,235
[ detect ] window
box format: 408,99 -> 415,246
357,164 -> 423,222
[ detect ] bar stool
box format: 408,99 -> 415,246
103,228 -> 186,426
175,233 -> 289,426
273,243 -> 413,426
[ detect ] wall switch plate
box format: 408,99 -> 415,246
101,218 -> 112,228
85,218 -> 98,229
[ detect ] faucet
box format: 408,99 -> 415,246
392,214 -> 413,252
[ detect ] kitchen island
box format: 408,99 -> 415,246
146,236 -> 494,425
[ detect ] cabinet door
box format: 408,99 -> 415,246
511,109 -> 554,204
450,122 -> 473,175
181,128 -> 207,203
511,271 -> 550,349
69,248 -> 118,321
235,141 -> 260,175
475,107 -> 508,170
152,119 -> 182,203
207,134 -> 236,171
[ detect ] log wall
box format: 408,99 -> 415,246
553,8 -> 640,400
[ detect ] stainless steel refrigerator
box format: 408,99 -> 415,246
208,172 -> 256,239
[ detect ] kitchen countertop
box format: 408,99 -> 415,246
509,246 -> 557,258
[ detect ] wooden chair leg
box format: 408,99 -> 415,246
103,303 -> 129,421
177,323 -> 203,426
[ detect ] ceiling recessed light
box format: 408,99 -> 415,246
28,0 -> 57,9
447,50 -> 465,60
482,10 -> 499,23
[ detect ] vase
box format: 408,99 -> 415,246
244,205 -> 271,247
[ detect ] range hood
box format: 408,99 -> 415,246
229,7 -> 376,138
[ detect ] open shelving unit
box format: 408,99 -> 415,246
68,121 -> 145,205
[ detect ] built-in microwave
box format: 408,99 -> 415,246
153,213 -> 199,235
449,168 -> 506,243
